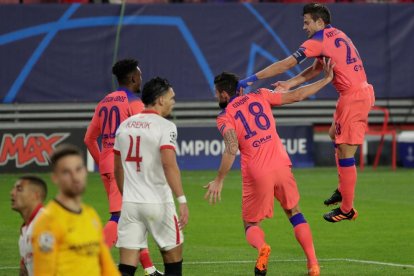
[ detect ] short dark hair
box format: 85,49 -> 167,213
19,175 -> 47,201
214,72 -> 239,97
303,3 -> 331,25
141,77 -> 172,106
50,144 -> 83,171
112,59 -> 139,85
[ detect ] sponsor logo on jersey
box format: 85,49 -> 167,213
252,135 -> 272,148
0,133 -> 69,168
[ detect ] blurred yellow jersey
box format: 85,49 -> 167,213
31,199 -> 120,276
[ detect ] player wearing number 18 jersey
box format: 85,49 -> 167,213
205,60 -> 334,276
238,3 -> 375,223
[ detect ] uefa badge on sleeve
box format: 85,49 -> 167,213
38,232 -> 54,253
170,131 -> 177,144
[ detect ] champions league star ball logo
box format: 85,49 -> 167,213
170,131 -> 177,144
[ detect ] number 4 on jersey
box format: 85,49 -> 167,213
126,135 -> 142,172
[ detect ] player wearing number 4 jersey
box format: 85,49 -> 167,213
205,59 -> 335,276
114,77 -> 189,276
238,3 -> 375,223
84,59 -> 161,276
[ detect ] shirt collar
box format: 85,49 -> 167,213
118,87 -> 138,99
22,203 -> 43,228
229,95 -> 238,104
141,109 -> 159,115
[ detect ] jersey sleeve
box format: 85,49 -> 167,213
32,212 -> 61,275
300,39 -> 323,59
257,88 -> 282,107
216,112 -> 235,137
86,208 -> 120,276
84,109 -> 101,165
160,122 -> 177,151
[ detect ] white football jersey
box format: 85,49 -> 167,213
18,206 -> 43,276
114,110 -> 178,203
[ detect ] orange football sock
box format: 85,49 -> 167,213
338,158 -> 357,213
293,223 -> 318,267
103,220 -> 118,248
335,146 -> 342,192
245,225 -> 265,250
139,248 -> 154,269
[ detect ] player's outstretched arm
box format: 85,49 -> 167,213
161,149 -> 189,229
238,56 -> 298,89
280,58 -> 335,105
273,59 -> 323,91
204,129 -> 238,205
114,153 -> 124,195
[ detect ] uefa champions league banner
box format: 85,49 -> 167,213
176,125 -> 314,170
1,4 -> 414,103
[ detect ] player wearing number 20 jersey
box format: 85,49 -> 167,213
84,60 -> 162,275
85,89 -> 144,177
84,59 -> 144,215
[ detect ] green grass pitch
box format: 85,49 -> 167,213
1,168 -> 413,275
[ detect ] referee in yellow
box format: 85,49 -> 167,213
32,144 -> 120,275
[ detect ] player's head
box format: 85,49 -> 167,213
302,3 -> 331,38
50,144 -> 87,198
112,58 -> 142,94
142,77 -> 175,117
10,175 -> 47,214
214,72 -> 239,109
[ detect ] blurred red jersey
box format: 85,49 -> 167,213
217,89 -> 291,182
85,88 -> 144,173
295,25 -> 368,94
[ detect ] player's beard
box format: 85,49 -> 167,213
219,100 -> 228,109
62,182 -> 86,198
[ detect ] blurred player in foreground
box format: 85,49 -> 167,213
205,59 -> 335,276
238,3 -> 375,223
31,144 -> 120,275
114,77 -> 189,276
11,175 -> 47,276
84,59 -> 161,275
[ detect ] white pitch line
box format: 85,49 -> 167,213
1,258 -> 413,270
176,258 -> 414,269
336,258 -> 414,269
0,266 -> 18,270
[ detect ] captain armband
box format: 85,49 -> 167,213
292,47 -> 307,64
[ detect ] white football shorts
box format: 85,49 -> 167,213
116,202 -> 183,251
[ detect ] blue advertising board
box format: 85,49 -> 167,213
176,125 -> 313,170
